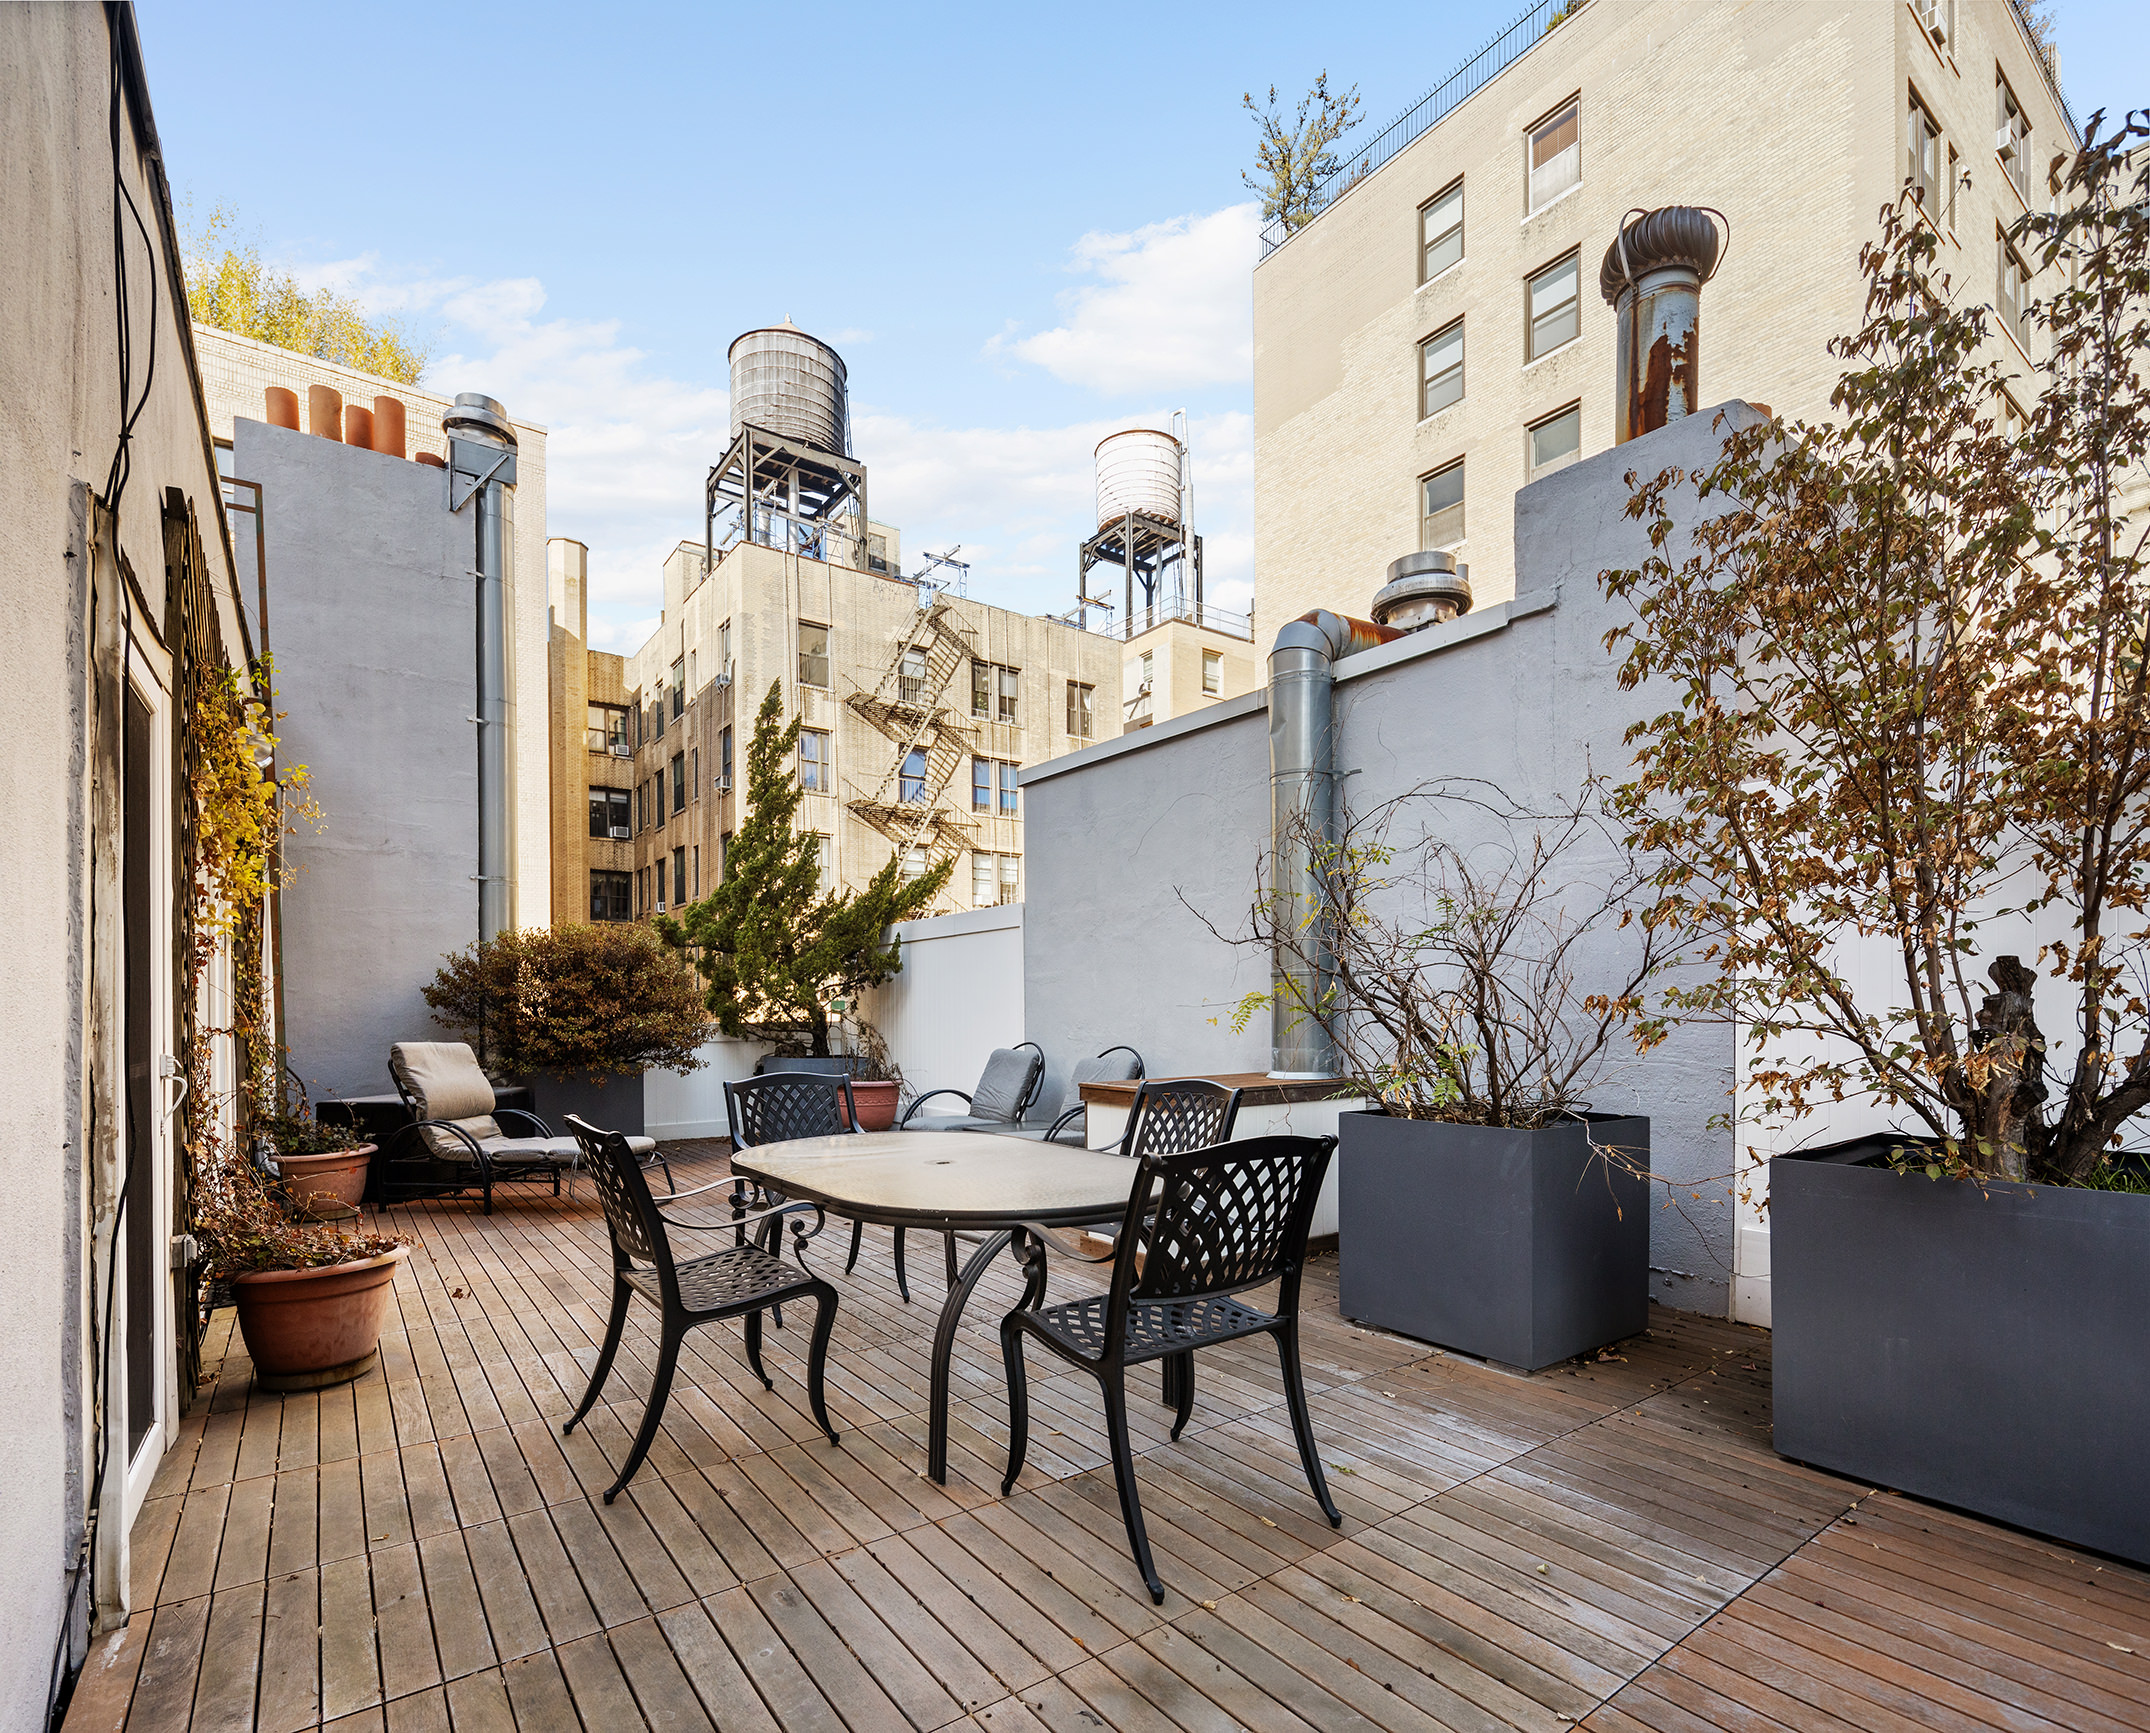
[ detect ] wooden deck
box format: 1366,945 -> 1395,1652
69,1143 -> 2150,1733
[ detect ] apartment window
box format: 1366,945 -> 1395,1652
636,783 -> 647,832
1997,73 -> 2030,203
1066,680 -> 1093,739
899,845 -> 930,883
671,752 -> 686,815
720,725 -> 733,791
900,747 -> 928,804
670,657 -> 685,718
636,867 -> 648,915
1528,405 -> 1583,480
813,834 -> 836,898
688,649 -> 697,694
1528,99 -> 1580,212
971,660 -> 991,718
1421,459 -> 1465,550
999,761 -> 1019,815
590,870 -> 632,923
900,646 -> 928,706
867,533 -> 891,575
997,665 -> 1020,724
692,845 -> 700,897
650,774 -> 664,830
717,620 -> 732,675
1907,95 -> 1942,209
691,747 -> 699,801
1000,854 -> 1020,904
1999,391 -> 2028,442
1420,321 -> 1464,418
799,621 -> 830,689
1420,181 -> 1463,283
973,852 -> 996,907
1202,650 -> 1223,696
969,660 -> 1021,722
673,847 -> 687,907
650,682 -> 665,740
1526,252 -> 1580,360
1998,228 -> 2031,349
588,702 -> 631,756
799,729 -> 828,792
972,756 -> 992,811
588,787 -> 631,840
1916,0 -> 1954,48
720,831 -> 732,878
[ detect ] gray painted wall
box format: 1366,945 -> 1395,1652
238,420 -> 480,1102
1023,406 -> 1763,1316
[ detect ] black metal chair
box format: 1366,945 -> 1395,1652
898,1042 -> 1047,1131
561,1115 -> 840,1503
999,1133 -> 1341,1604
1027,1046 -> 1146,1145
721,1073 -> 914,1306
1115,1077 -> 1243,1160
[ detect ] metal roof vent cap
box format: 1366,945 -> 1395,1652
1371,550 -> 1472,632
443,392 -> 516,447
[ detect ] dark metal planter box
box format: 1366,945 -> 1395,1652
1773,1139 -> 2150,1566
525,1071 -> 646,1139
1337,1110 -> 1650,1371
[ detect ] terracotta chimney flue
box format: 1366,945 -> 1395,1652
415,451 -> 446,468
264,386 -> 301,430
307,384 -> 343,441
371,394 -> 407,459
343,404 -> 375,451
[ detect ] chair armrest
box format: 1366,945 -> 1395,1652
493,1107 -> 553,1138
1044,1104 -> 1085,1143
1015,1221 -> 1117,1263
389,1117 -> 492,1174
899,1087 -> 972,1127
660,1173 -> 741,1202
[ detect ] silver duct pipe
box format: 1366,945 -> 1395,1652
445,393 -> 518,941
1600,206 -> 1727,444
1267,609 -> 1400,1078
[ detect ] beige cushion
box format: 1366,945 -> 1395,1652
391,1041 -> 502,1156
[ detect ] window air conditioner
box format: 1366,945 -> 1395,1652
655,898 -> 666,912
609,825 -> 631,840
611,742 -> 632,757
1996,127 -> 2017,160
715,775 -> 732,793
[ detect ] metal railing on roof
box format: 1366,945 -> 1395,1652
1095,598 -> 1253,643
2004,0 -> 2078,142
1257,0 -> 1569,261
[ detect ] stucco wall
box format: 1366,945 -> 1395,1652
237,420 -> 480,1101
1024,406 -> 1765,1318
865,905 -> 1028,1106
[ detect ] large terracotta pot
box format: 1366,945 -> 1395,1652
280,1144 -> 376,1219
231,1246 -> 409,1391
849,1079 -> 900,1131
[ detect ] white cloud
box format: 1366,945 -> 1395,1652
993,204 -> 1260,395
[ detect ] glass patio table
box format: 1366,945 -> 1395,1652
727,1129 -> 1138,1483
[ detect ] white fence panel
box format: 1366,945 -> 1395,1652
644,1036 -> 772,1140
864,905 -> 1024,1106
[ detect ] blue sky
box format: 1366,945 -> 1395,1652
139,0 -> 2146,651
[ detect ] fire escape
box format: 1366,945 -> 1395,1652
845,598 -> 979,872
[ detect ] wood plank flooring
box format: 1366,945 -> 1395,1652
68,1142 -> 2150,1732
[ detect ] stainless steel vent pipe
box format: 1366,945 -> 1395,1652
445,393 -> 518,941
1267,609 -> 1400,1078
1600,206 -> 1727,443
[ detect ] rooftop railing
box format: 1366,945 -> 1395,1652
1097,599 -> 1253,643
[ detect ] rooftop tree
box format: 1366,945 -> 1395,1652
1601,114 -> 2150,1184
1241,74 -> 1361,236
658,680 -> 950,1057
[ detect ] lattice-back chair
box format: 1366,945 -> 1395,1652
561,1115 -> 840,1503
998,1134 -> 1340,1603
1118,1077 -> 1244,1159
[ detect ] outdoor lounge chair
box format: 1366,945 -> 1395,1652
897,1043 -> 1046,1133
1012,1045 -> 1146,1145
562,1115 -> 839,1501
998,1133 -> 1340,1603
381,1040 -> 667,1213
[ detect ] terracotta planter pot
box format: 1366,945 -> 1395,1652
231,1246 -> 408,1391
849,1080 -> 900,1131
280,1144 -> 376,1219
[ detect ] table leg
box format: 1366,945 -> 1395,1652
927,1228 -> 1014,1485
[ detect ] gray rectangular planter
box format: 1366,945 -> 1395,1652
524,1071 -> 646,1139
1774,1140 -> 2150,1566
1337,1110 -> 1650,1371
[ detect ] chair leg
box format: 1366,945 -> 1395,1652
803,1280 -> 841,1446
564,1278 -> 631,1435
893,1228 -> 911,1304
943,1230 -> 958,1287
605,1325 -> 682,1504
999,1320 -> 1031,1495
743,1307 -> 773,1391
1166,1350 -> 1196,1442
1275,1321 -> 1341,1528
845,1218 -> 863,1275
1100,1368 -> 1164,1604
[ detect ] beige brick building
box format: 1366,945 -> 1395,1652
549,533 -> 1128,925
1252,0 -> 2075,631
193,324 -> 556,926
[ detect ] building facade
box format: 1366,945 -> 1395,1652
1252,0 -> 2075,630
549,536 -> 1128,924
193,326 -> 555,927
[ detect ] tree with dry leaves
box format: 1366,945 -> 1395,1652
1601,114 -> 2150,1184
1242,74 -> 1361,235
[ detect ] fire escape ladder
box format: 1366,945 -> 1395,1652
843,601 -> 981,873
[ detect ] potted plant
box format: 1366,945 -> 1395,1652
841,1018 -> 905,1131
257,1093 -> 374,1220
1233,784 -> 1669,1371
423,919 -> 712,1137
658,679 -> 949,1068
1598,133 -> 2150,1564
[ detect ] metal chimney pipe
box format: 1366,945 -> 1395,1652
1267,609 -> 1401,1078
1600,206 -> 1727,443
444,393 -> 519,941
